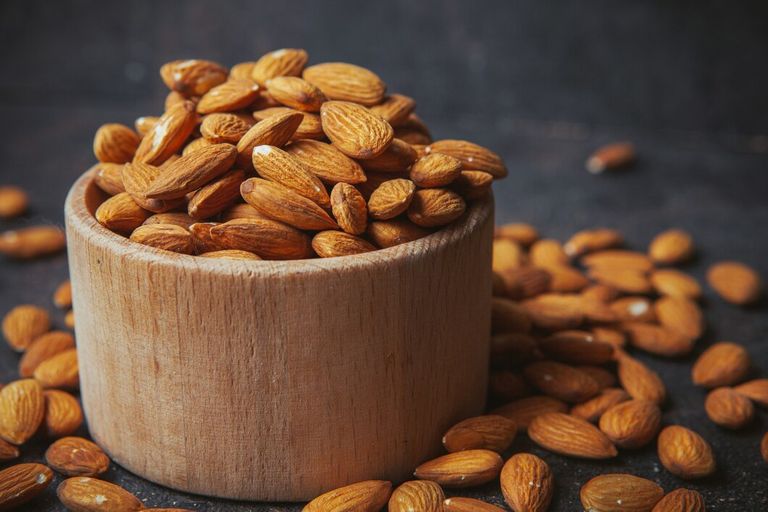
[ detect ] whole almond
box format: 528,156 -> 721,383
580,473 -> 663,512
704,387 -> 754,429
492,239 -> 528,272
240,178 -> 337,230
546,264 -> 590,293
528,412 -> 617,459
3,305 -> 51,352
407,188 -> 466,227
0,438 -> 20,461
581,283 -> 621,303
452,170 -> 494,199
0,463 -> 54,509
428,139 -> 507,178
591,326 -> 626,348
523,361 -> 600,403
360,140 -> 417,175
209,218 -> 312,260
649,229 -> 695,265
622,322 -> 695,358
410,152 -> 462,188
539,331 -> 614,365
57,477 -> 143,511
599,399 -> 661,448
0,379 -> 45,445
582,249 -> 654,272
303,480 -> 391,512
53,280 -> 73,309
200,113 -> 252,143
303,62 -> 386,106
190,220 -> 228,251
498,267 -> 551,299
285,139 -> 367,184
491,298 -> 532,334
251,145 -> 330,207
34,348 -> 79,389
691,341 -> 750,388
199,249 -> 261,260
330,183 -> 367,235
197,79 -> 261,114
266,76 -> 326,112
413,450 -> 503,488
95,192 -> 151,234
0,186 -> 28,218
144,143 -> 237,200
443,497 -> 505,512
490,332 -> 540,365
369,94 -> 416,126
530,239 -> 569,268
130,224 -> 196,254
564,228 -> 623,257
92,162 -> 126,195
220,204 -> 267,222
65,311 -> 75,330
651,488 -> 706,512
492,395 -> 569,431
388,480 -> 443,512
707,261 -> 762,305
368,179 -> 416,220
121,162 -> 185,213
254,107 -> 324,140
45,436 -> 110,477
312,231 -> 376,258
133,100 -> 197,165
489,371 -> 533,401
367,219 -> 429,248
657,425 -> 716,479
236,111 -> 303,168
320,101 -> 394,159
44,390 -> 83,438
654,296 -> 704,340
588,267 -> 653,294
251,49 -> 308,86
610,297 -> 656,323
733,378 -> 768,407
19,330 -> 75,377
519,294 -> 584,331
571,388 -> 630,423
650,269 -> 702,300
495,222 -> 539,247
617,353 -> 666,404
500,453 -> 553,512
578,365 -> 617,389
0,225 -> 66,259
442,415 -> 516,453
134,115 -> 159,136
585,142 -> 635,174
93,123 -> 140,164
159,59 -> 227,95
188,169 -> 246,220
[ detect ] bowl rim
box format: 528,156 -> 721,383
65,168 -> 493,276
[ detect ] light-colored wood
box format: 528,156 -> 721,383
64,169 -> 493,501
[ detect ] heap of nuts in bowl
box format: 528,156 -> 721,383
89,49 -> 507,260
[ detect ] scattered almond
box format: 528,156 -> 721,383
0,225 -> 66,259
704,387 -> 754,429
528,412 -> 618,459
707,261 -> 762,305
2,305 -> 51,352
442,415 -> 516,453
57,477 -> 144,512
657,425 -> 716,479
654,296 -> 704,340
616,353 -> 666,404
0,186 -> 29,218
523,361 -> 600,403
599,399 -> 661,448
46,436 -> 110,477
0,463 -> 54,510
492,396 -> 569,431
691,341 -> 750,388
413,450 -> 503,488
43,390 -> 83,438
649,229 -> 694,265
651,488 -> 706,512
0,379 -> 45,445
19,330 -> 75,377
303,480 -> 391,512
500,453 -> 553,512
733,378 -> 768,407
570,388 -> 630,423
586,142 -> 636,174
580,473 -> 663,512
564,228 -> 623,257
387,480 -> 444,512
650,269 -> 702,300
443,497 -> 505,512
33,348 -> 79,389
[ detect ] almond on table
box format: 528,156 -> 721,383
0,186 -> 29,219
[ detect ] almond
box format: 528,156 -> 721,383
93,123 -> 140,164
367,179 -> 416,220
200,113 -> 252,143
519,294 -> 583,331
330,183 -> 367,235
220,204 -> 267,222
428,139 -> 507,178
599,399 -> 661,448
581,283 -> 621,303
311,231 -> 376,258
413,450 -> 503,488
0,186 -> 28,218
53,280 -> 73,309
144,143 -> 237,200
530,239 -> 569,268
0,438 -> 19,462
564,228 -> 623,257
159,59 -> 227,95
0,225 -> 66,260
523,361 -> 600,403
236,111 -> 303,168
489,371 -> 533,401
121,162 -> 185,213
588,267 -> 653,294
240,178 -> 337,231
539,331 -> 614,365
387,480 -> 443,512
528,412 -> 617,459
0,463 -> 54,509
34,348 -> 79,389
452,170 -> 494,200
134,115 -> 159,137
442,415 -> 516,453
209,218 -> 312,260
19,330 -> 75,377
43,390 -> 83,438
199,249 -> 261,260
704,387 -> 754,429
303,62 -> 386,106
649,229 -> 695,265
407,188 -> 466,227
91,162 -> 126,195
585,142 -> 636,174
657,425 -> 716,479
186,220 -> 221,251
578,365 -> 618,389
251,49 -> 308,86
133,100 -> 197,165
251,145 -> 330,208
360,138 -> 417,173
303,480 -> 391,512
95,192 -> 151,234
492,395 -> 569,431
197,79 -> 261,114
369,94 -> 416,126
498,267 -> 550,299
571,388 -> 630,423
367,219 -> 429,248
266,76 -> 326,112
707,261 -> 762,305
580,473 -> 663,512
616,353 -> 666,404
546,264 -> 590,293
582,249 -> 654,272
45,436 -> 110,477
254,107 -> 324,140
622,322 -> 694,357
409,152 -> 463,188
610,297 -> 656,323
691,341 -> 750,388
654,296 -> 704,340
651,488 -> 706,512
591,326 -> 626,348
500,453 -> 553,512
129,224 -> 196,254
2,305 -> 51,352
187,169 -> 246,220
492,239 -> 528,272
65,311 -> 75,330
320,101 -> 394,159
57,477 -> 144,511
495,222 -> 539,247
0,379 -> 45,445
733,378 -> 768,407
285,139 -> 367,184
650,269 -> 702,300
491,298 -> 532,334
443,497 -> 505,512
491,333 -> 540,365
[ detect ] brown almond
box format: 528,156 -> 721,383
254,107 -> 324,140
0,379 -> 45,445
43,390 -> 83,438
691,341 -> 750,388
220,204 -> 268,222
19,331 -> 75,377
657,425 -> 716,479
528,412 -> 617,459
122,162 -> 185,213
285,139 -> 367,184
45,436 -> 110,477
53,280 -> 72,309
159,59 -> 227,96
91,162 -> 126,196
491,333 -> 540,366
500,453 -> 553,512
0,225 -> 66,260
649,229 -> 695,265
452,170 -> 494,199
95,192 -> 151,234
498,267 -> 550,300
369,94 -> 416,126
200,113 -> 252,143
311,231 -> 376,258
130,224 -> 196,254
492,239 -> 528,272
581,283 -> 621,303
654,296 -> 704,340
3,305 -> 51,352
199,249 -> 261,261
591,326 -> 626,349
303,62 -> 386,106
580,473 -> 663,512
330,183 -> 367,235
428,139 -> 507,178
589,267 -> 653,294
251,49 -> 308,86
407,188 -> 466,228
546,265 -> 590,293
209,218 -> 312,260
360,138 -> 417,174
519,294 -> 583,331
144,143 -> 237,200
413,450 -> 503,488
611,296 -> 656,323
564,228 -> 623,257
443,497 -> 505,512
134,100 -> 197,165
491,298 -> 532,334
492,395 -> 569,431
303,480 -> 391,512
0,186 -> 28,218
251,145 -> 330,207
57,477 -> 143,512
489,371 -> 532,401
617,353 -> 666,404
442,415 -> 517,453
409,152 -> 462,188
368,179 -> 416,220
586,142 -> 636,174
0,438 -> 20,462
523,361 -> 600,403
539,331 -> 614,365
530,239 -> 569,268
704,387 -> 754,429
0,463 -> 54,509
266,76 -> 326,112
197,79 -> 261,114
578,365 -> 617,389
582,249 -> 654,272
387,480 -> 443,512
599,399 -> 661,448
33,348 -> 79,389
571,388 -> 630,423
134,115 -> 159,136
240,178 -> 337,230
187,169 -> 246,220
236,111 -> 303,169
93,123 -> 140,164
495,222 -> 539,247
650,269 -> 702,300
320,101 -> 394,159
367,219 -> 430,248
622,322 -> 694,358
64,311 -> 75,330
707,261 -> 762,305
733,378 -> 768,407
651,488 -> 706,512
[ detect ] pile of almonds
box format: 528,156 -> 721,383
88,49 -> 506,260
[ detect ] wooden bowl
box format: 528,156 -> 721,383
64,169 -> 494,501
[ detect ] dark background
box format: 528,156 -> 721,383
1,0 -> 767,510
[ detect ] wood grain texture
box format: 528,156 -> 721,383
64,170 -> 493,501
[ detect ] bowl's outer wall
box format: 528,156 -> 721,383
65,172 -> 494,501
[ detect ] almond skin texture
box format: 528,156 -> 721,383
650,269 -> 702,300
19,330 -> 75,377
413,450 -> 503,488
599,399 -> 662,448
196,79 -> 261,114
657,425 -> 716,479
443,497 -> 505,512
159,59 -> 227,96
144,143 -> 237,200
3,305 -> 50,352
266,76 -> 327,112
251,49 -> 308,86
0,186 -> 28,218
200,113 -> 252,143
528,412 -> 618,459
704,387 -> 754,429
43,390 -> 83,438
654,296 -> 704,340
57,477 -> 144,512
617,353 -> 667,404
45,436 -> 110,477
285,139 -> 367,184
649,229 -> 695,265
523,361 -> 600,403
320,101 -> 394,159
368,179 -> 416,220
0,438 -> 20,462
92,162 -> 126,195
121,161 -> 185,213
0,225 -> 66,260
387,480 -> 444,512
691,342 -> 750,388
209,218 -> 312,260
360,138 -> 417,173
0,379 -> 45,445
95,192 -> 151,234
734,378 -> 768,407
500,453 -> 553,512
410,152 -> 463,188
33,348 -> 79,389
651,488 -> 706,512
369,94 -> 416,126
240,178 -> 338,231
129,224 -> 196,255
453,170 -> 494,199
254,107 -> 324,140
188,169 -> 246,220
442,415 -> 517,453
580,473 -> 663,512
492,395 -> 569,431
571,388 -> 630,423
133,100 -> 197,165
236,111 -> 303,169
367,219 -> 430,248
303,480 -> 392,512
564,228 -> 624,257
93,123 -> 140,164
251,145 -> 330,208
330,183 -> 367,235
311,231 -> 376,258
407,188 -> 466,228
707,261 -> 762,305
303,62 -> 386,106
0,463 -> 54,510
428,139 -> 507,178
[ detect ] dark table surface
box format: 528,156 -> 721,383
1,0 -> 767,510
